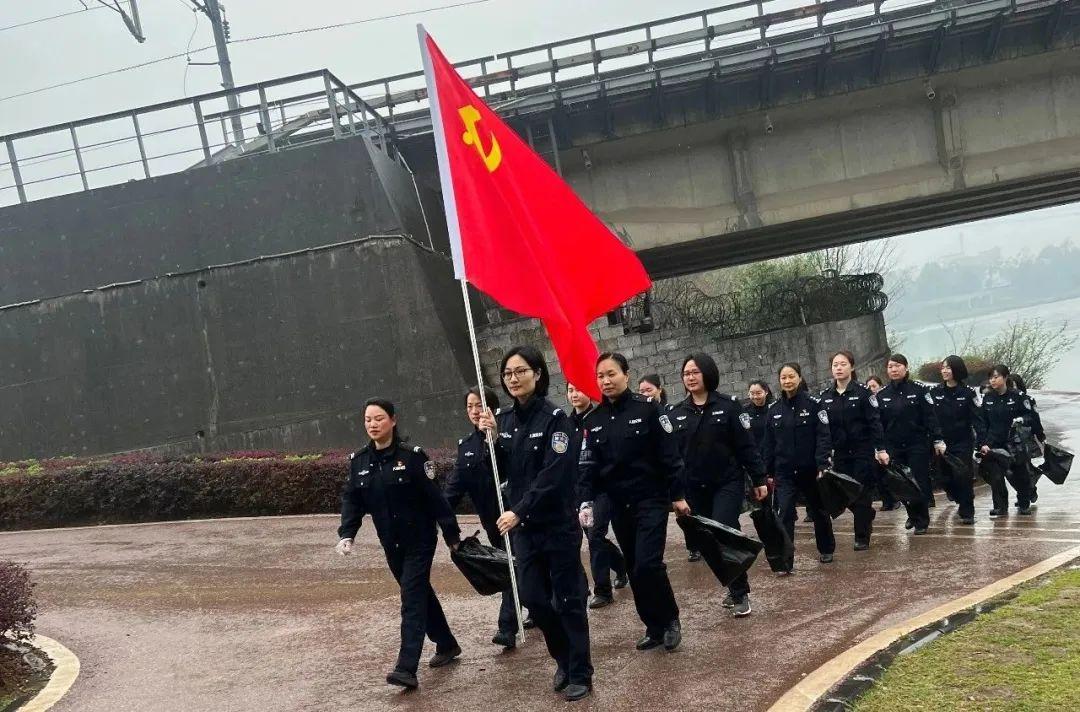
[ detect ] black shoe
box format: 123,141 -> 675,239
721,593 -> 735,608
819,553 -> 834,563
588,594 -> 614,609
914,527 -> 928,535
553,667 -> 569,692
803,513 -> 814,522
613,572 -> 629,589
1018,507 -> 1033,516
989,509 -> 1006,518
563,683 -> 592,702
523,616 -> 536,630
429,644 -> 461,668
663,620 -> 682,651
386,669 -> 419,689
853,540 -> 870,551
904,518 -> 914,530
688,551 -> 703,562
731,597 -> 752,617
880,502 -> 899,512
1030,491 -> 1039,504
959,517 -> 975,525
928,498 -> 937,508
491,631 -> 516,649
636,632 -> 664,651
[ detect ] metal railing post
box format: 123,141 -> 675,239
324,73 -> 343,140
131,112 -> 151,178
547,116 -> 562,176
5,139 -> 27,203
193,100 -> 212,163
70,126 -> 89,191
257,86 -> 277,152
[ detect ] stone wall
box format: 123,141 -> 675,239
476,312 -> 890,404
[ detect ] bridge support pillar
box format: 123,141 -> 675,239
933,89 -> 966,189
727,129 -> 764,229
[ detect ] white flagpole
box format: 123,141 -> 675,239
459,279 -> 527,643
417,23 -> 525,643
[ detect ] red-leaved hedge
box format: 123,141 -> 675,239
0,449 -> 458,531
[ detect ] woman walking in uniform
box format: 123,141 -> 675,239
638,374 -> 671,409
478,346 -> 594,701
978,365 -> 1045,517
930,356 -> 979,525
876,354 -> 946,535
671,353 -> 768,614
745,380 -> 774,454
336,398 -> 462,690
818,351 -> 889,551
579,352 -> 689,652
762,363 -> 834,570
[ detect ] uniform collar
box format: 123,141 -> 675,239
607,388 -> 634,411
513,393 -> 544,420
362,438 -> 402,457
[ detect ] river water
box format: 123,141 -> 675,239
891,296 -> 1080,392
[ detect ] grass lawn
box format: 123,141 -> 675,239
854,564 -> 1080,711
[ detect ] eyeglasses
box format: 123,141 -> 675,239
502,367 -> 534,381
682,369 -> 702,378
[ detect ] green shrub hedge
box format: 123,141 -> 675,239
0,561 -> 37,643
0,449 -> 458,531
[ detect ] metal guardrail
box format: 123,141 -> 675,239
0,70 -> 397,207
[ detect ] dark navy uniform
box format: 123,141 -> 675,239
877,377 -> 943,531
671,392 -> 764,601
744,400 -> 771,459
977,388 -> 1044,512
447,429 -> 517,639
762,390 -> 833,566
571,405 -> 626,601
819,381 -> 884,546
579,390 -> 685,640
492,396 -> 592,687
338,440 -> 460,676
930,383 -> 981,520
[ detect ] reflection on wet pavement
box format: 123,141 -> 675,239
3,396 -> 1077,712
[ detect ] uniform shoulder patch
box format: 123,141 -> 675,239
552,408 -> 565,417
818,409 -> 829,425
809,395 -> 821,403
1023,398 -> 1033,411
924,392 -> 934,405
457,438 -> 463,446
659,414 -> 673,433
494,407 -> 503,416
551,431 -> 569,454
423,460 -> 436,480
738,412 -> 752,430
413,445 -> 423,453
729,395 -> 738,402
348,451 -> 357,461
869,395 -> 879,408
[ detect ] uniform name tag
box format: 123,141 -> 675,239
393,463 -> 406,471
628,418 -> 643,424
529,432 -> 543,439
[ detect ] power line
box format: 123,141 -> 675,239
0,5 -> 108,33
0,0 -> 492,104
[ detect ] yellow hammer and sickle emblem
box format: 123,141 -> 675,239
458,105 -> 501,173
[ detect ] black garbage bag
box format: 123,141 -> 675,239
749,500 -> 794,573
1041,442 -> 1074,485
936,452 -> 972,488
976,448 -> 1012,486
450,533 -> 512,596
676,514 -> 762,587
881,463 -> 922,502
817,468 -> 863,518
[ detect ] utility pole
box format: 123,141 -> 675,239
194,0 -> 245,144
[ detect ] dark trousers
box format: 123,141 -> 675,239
833,453 -> 876,543
991,456 -> 1033,511
385,545 -> 457,675
891,443 -> 931,529
611,496 -> 680,635
586,494 -> 626,597
513,524 -> 593,685
685,478 -> 751,599
776,467 -> 835,564
472,491 -> 520,636
941,441 -> 976,519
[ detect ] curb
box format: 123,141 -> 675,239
766,543 -> 1080,712
19,635 -> 80,712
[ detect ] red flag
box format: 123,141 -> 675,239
419,28 -> 651,401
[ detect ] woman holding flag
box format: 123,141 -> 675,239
478,346 -> 593,702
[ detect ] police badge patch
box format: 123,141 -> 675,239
659,414 -> 673,433
869,395 -> 879,408
818,410 -> 829,425
924,392 -> 934,405
423,460 -> 436,480
738,412 -> 752,430
552,431 -> 569,454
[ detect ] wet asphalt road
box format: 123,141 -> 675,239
3,392 -> 1079,712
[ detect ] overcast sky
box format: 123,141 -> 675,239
2,1 -> 1077,266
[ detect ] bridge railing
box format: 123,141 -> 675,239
0,70 -> 397,207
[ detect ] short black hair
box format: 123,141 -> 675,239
465,385 -> 500,410
499,345 -> 549,398
943,355 -> 969,383
778,361 -> 809,392
990,364 -> 1011,381
888,353 -> 909,367
682,352 -> 720,393
596,352 -> 630,373
364,397 -> 402,441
